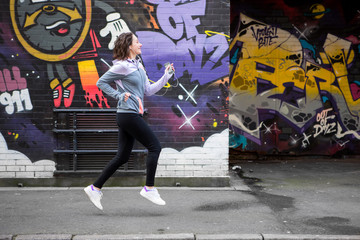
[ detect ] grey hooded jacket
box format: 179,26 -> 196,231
96,58 -> 173,114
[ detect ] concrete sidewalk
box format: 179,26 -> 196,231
1,233 -> 360,240
0,160 -> 360,240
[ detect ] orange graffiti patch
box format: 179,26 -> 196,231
78,60 -> 109,108
142,3 -> 159,29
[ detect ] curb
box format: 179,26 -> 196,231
0,187 -> 236,191
72,234 -> 194,240
9,235 -> 73,240
2,234 -> 360,240
262,235 -> 360,240
196,234 -> 262,239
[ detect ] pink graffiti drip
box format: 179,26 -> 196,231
83,85 -> 110,108
350,83 -> 360,101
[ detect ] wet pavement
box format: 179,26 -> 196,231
236,159 -> 360,235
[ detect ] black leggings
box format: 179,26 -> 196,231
93,113 -> 161,188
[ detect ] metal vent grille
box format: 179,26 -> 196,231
69,133 -> 119,150
69,113 -> 117,129
53,109 -> 146,173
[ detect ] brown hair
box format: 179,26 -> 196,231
113,32 -> 134,60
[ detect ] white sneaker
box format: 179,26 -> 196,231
140,186 -> 166,205
84,185 -> 103,210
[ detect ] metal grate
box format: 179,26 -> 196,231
53,109 -> 147,173
69,133 -> 119,150
69,113 -> 117,129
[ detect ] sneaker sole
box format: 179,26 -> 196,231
84,188 -> 103,211
140,190 -> 166,206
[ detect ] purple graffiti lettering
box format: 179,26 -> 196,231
137,0 -> 228,85
147,0 -> 206,40
0,66 -> 27,92
138,31 -> 228,85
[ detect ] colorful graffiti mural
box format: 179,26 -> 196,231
0,66 -> 33,115
0,0 -> 229,164
230,0 -> 360,156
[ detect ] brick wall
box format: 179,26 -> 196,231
230,0 -> 360,157
0,0 -> 229,181
0,132 -> 55,178
157,129 -> 228,178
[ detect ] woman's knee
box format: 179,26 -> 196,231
112,154 -> 128,166
149,142 -> 161,155
155,142 -> 162,154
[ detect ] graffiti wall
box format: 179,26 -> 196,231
230,0 -> 360,156
0,0 -> 229,177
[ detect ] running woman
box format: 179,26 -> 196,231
84,32 -> 174,210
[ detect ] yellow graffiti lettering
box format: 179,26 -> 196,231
322,34 -> 360,114
305,61 -> 336,103
230,14 -> 360,139
323,34 -> 352,77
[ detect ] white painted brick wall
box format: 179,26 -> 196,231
157,129 -> 229,178
1,129 -> 228,179
0,172 -> 15,178
16,172 -> 35,178
0,133 -> 55,178
7,166 -> 26,172
35,172 -> 54,178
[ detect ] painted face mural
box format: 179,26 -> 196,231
10,0 -> 91,61
9,0 -> 130,108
